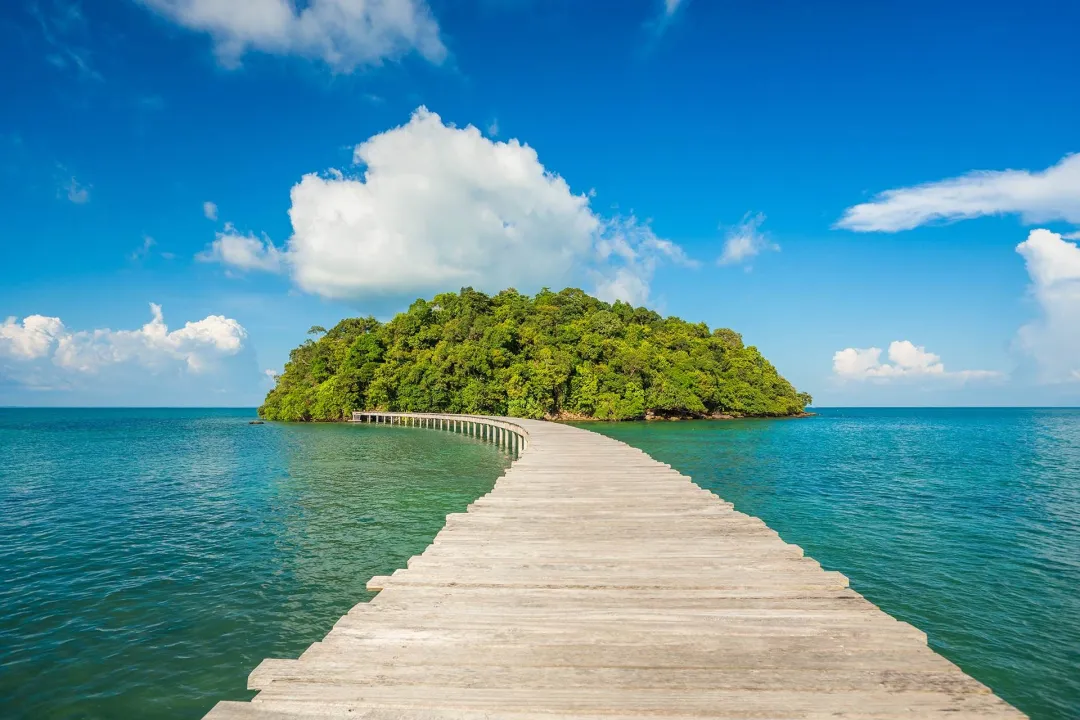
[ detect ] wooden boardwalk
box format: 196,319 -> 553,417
207,413 -> 1023,719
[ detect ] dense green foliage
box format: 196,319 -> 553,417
259,287 -> 811,422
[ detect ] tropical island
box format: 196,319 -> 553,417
259,287 -> 811,422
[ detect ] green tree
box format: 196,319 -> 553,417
257,287 -> 810,422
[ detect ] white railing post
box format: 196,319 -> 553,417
354,411 -> 528,458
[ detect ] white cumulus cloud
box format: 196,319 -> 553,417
717,212 -> 778,266
203,200 -> 218,220
837,153 -> 1080,232
0,315 -> 66,360
198,224 -> 284,273
1015,229 -> 1080,383
269,107 -> 688,304
137,0 -> 446,71
0,304 -> 247,380
833,340 -> 1000,382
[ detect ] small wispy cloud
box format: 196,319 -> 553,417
717,212 -> 778,267
592,215 -> 697,306
130,235 -> 156,261
664,0 -> 685,17
197,223 -> 284,274
646,0 -> 688,37
63,176 -> 90,204
32,0 -> 103,82
836,153 -> 1080,232
203,201 -> 218,221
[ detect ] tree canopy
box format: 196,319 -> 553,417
259,287 -> 811,422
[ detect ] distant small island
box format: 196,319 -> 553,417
259,287 -> 811,422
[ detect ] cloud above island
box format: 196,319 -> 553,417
833,340 -> 1001,382
836,153 -> 1080,232
200,107 -> 692,306
136,0 -> 446,71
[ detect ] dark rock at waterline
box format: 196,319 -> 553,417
249,421 -> 265,425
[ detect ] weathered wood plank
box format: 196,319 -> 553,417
204,414 -> 1024,719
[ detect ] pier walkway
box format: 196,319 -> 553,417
207,413 -> 1023,719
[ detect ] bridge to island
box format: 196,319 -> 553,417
207,412 -> 1023,719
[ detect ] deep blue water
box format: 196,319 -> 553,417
1,407 -> 1077,718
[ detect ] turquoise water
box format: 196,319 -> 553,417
581,408 -> 1080,720
0,409 -> 511,719
1,409 -> 1077,719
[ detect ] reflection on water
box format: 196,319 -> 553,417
0,409 -> 510,719
583,408 -> 1080,720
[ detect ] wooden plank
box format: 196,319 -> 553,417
205,414 -> 1024,719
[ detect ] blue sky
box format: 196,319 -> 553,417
1,0 -> 1078,407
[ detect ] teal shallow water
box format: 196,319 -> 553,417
580,408 -> 1080,720
0,409 -> 511,719
1,408 -> 1077,719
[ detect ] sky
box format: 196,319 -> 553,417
1,0 -> 1078,407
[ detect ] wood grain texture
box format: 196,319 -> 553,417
205,414 -> 1024,719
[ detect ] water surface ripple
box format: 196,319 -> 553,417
2,408 -> 1077,719
582,408 -> 1080,720
0,408 -> 510,719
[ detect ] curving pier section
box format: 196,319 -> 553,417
350,412 -> 530,457
207,414 -> 1023,719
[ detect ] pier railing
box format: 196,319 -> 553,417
350,411 -> 529,456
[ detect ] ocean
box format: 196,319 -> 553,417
1,407 -> 1077,718
582,408 -> 1080,719
0,409 -> 510,718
